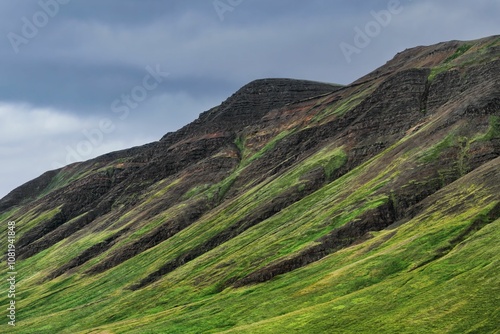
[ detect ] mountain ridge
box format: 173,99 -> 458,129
1,35 -> 499,333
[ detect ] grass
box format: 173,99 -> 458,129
428,39 -> 500,82
245,129 -> 293,165
1,38 -> 499,334
0,134 -> 422,333
234,135 -> 245,155
473,116 -> 500,142
313,86 -> 376,124
56,189 -> 497,334
2,167 -> 497,333
182,184 -> 211,200
2,109 -> 497,334
7,206 -> 62,240
39,163 -> 104,198
324,151 -> 347,180
428,63 -> 454,81
419,132 -> 456,163
444,44 -> 472,63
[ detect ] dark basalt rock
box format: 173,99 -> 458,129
160,78 -> 342,143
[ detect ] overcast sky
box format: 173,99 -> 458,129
0,0 -> 498,198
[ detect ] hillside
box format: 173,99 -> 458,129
1,35 -> 499,333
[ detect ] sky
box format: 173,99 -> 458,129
0,0 -> 498,199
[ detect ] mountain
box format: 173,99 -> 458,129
1,35 -> 499,333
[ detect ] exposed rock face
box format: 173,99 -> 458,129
160,78 -> 342,141
0,169 -> 58,212
0,37 -> 499,330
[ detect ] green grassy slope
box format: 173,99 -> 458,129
0,36 -> 499,333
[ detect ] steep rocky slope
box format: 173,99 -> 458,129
0,35 -> 499,333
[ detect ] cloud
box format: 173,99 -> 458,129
0,103 -> 91,142
0,104 -> 132,194
0,0 -> 499,199
0,104 -> 85,197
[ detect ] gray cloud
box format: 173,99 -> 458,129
0,0 -> 499,198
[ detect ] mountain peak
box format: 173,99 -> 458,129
160,78 -> 342,142
354,34 -> 500,84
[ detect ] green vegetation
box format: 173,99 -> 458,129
4,162 -> 496,334
324,151 -> 347,180
428,42 -> 496,81
7,206 -> 61,240
419,132 -> 455,163
313,86 -> 376,124
1,37 -> 498,334
143,178 -> 182,204
2,117 -> 497,334
428,63 -> 454,81
246,129 -> 292,165
457,136 -> 470,176
474,116 -> 500,142
419,132 -> 474,176
0,135 -> 442,333
234,135 -> 245,155
182,184 -> 211,200
38,170 -> 80,198
213,172 -> 238,201
444,44 -> 472,63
